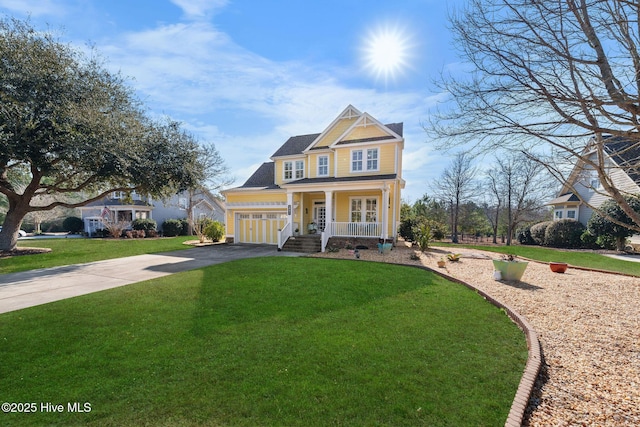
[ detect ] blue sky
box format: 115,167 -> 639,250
0,0 -> 464,202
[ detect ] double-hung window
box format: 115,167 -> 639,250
284,162 -> 293,180
318,156 -> 328,176
284,160 -> 304,180
351,148 -> 379,172
352,150 -> 363,172
366,149 -> 378,170
350,197 -> 378,222
295,160 -> 304,179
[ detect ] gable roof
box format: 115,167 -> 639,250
547,192 -> 581,205
239,162 -> 280,189
271,122 -> 404,158
271,133 -> 319,158
602,135 -> 640,185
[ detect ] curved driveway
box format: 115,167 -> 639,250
0,244 -> 303,314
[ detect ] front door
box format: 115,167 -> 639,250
313,202 -> 326,232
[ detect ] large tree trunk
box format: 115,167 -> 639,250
0,207 -> 27,251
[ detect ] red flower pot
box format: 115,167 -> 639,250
550,262 -> 568,273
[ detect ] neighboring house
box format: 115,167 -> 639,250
79,190 -> 225,235
223,105 -> 405,252
548,135 -> 640,226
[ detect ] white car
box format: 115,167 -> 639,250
0,226 -> 27,237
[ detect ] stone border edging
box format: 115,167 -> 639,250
396,263 -> 542,427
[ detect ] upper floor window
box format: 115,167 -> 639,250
318,156 -> 328,176
295,160 -> 304,179
351,148 -> 379,172
284,160 -> 304,180
367,148 -> 378,170
284,162 -> 293,180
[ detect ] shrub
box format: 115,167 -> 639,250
544,219 -> 585,248
530,221 -> 553,246
132,218 -> 157,232
415,223 -> 432,252
398,218 -> 417,241
515,225 -> 535,245
596,234 -> 617,250
580,231 -> 599,249
62,216 -> 84,233
179,218 -> 190,236
204,221 -> 225,242
162,219 -> 184,237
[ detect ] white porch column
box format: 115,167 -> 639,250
324,190 -> 333,234
382,184 -> 389,240
287,192 -> 294,230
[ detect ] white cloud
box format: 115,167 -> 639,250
0,0 -> 65,17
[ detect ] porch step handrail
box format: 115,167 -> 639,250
278,222 -> 292,250
328,222 -> 382,238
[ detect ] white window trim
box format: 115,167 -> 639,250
350,148 -> 380,173
284,160 -> 304,181
317,155 -> 329,176
349,196 -> 379,223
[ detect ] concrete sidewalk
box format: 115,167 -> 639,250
0,244 -> 303,314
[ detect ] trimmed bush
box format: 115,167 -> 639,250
530,221 -> 553,246
204,221 -> 225,242
62,216 -> 84,233
580,231 -> 599,249
544,219 -> 585,248
515,225 -> 535,245
162,219 -> 184,237
132,218 -> 157,232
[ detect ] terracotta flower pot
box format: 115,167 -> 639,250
550,262 -> 568,273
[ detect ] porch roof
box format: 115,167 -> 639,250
80,197 -> 153,209
283,174 -> 398,186
547,192 -> 580,205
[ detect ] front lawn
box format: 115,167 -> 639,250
0,257 -> 527,426
0,236 -> 193,274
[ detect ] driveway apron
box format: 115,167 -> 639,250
0,244 -> 303,314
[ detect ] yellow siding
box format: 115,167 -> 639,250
342,124 -> 388,141
335,143 -> 399,177
308,152 -> 333,178
313,118 -> 357,148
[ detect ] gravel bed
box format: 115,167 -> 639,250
311,243 -> 640,426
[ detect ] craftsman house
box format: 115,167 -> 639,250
223,105 -> 405,252
548,135 -> 640,225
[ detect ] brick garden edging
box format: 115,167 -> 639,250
402,264 -> 542,427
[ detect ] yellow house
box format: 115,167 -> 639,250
223,105 -> 405,252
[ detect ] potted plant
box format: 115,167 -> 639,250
437,258 -> 446,268
307,222 -> 317,234
492,254 -> 529,281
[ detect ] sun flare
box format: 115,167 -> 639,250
362,25 -> 413,85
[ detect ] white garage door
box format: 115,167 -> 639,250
236,213 -> 287,244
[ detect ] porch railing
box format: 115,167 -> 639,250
328,222 -> 382,238
277,222 -> 292,250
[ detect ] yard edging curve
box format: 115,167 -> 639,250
398,263 -> 542,427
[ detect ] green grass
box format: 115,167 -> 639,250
0,237 -> 193,274
0,257 -> 527,426
433,242 -> 640,276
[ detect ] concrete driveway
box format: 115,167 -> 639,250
0,244 -> 303,314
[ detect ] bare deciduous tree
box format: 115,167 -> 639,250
429,0 -> 640,231
435,152 -> 477,243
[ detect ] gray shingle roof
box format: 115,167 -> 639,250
83,197 -> 152,207
284,174 -> 398,186
603,135 -> 640,184
240,162 -> 279,189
